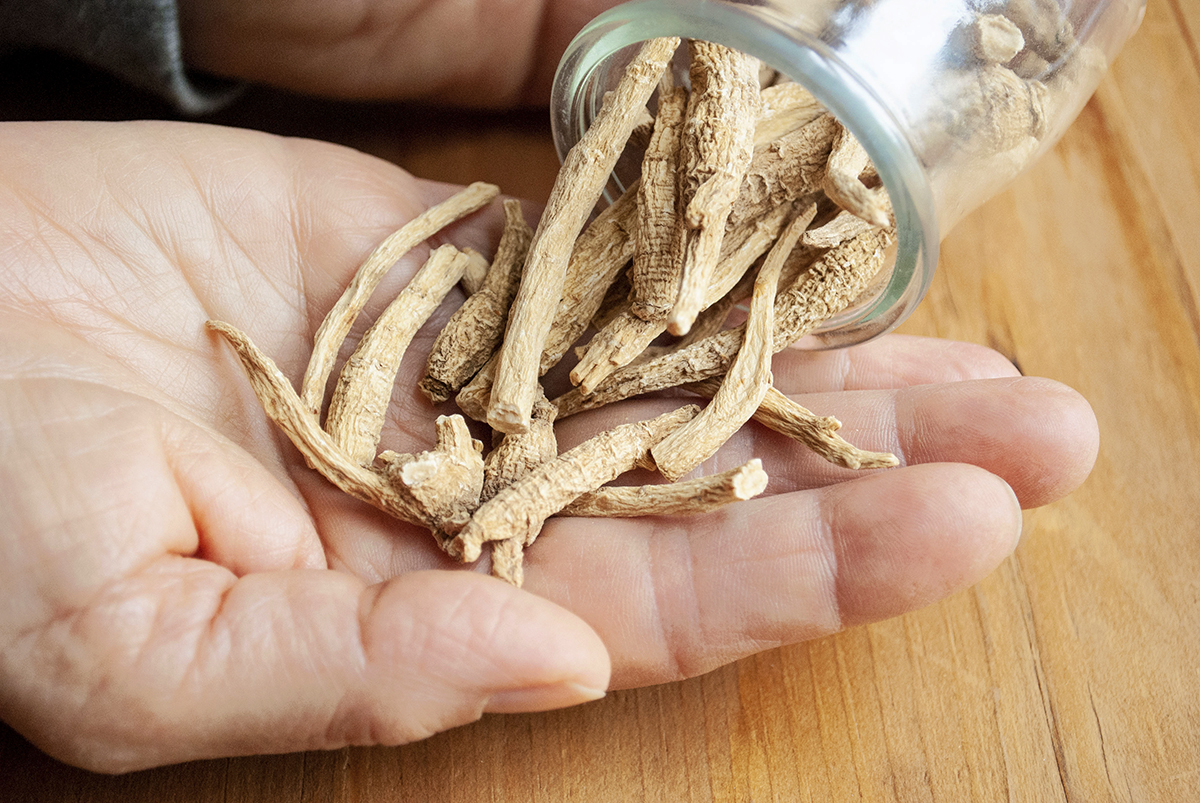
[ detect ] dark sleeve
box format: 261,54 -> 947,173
0,0 -> 241,114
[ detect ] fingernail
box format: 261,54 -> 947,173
1006,480 -> 1025,552
484,682 -> 607,714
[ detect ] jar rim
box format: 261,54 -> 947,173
551,0 -> 942,348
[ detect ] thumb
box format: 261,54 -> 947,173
10,563 -> 610,773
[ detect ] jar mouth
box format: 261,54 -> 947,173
551,0 -> 941,349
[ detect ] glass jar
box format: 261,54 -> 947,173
551,0 -> 1146,347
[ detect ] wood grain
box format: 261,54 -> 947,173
2,2 -> 1199,799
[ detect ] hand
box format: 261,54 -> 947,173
176,0 -> 624,105
0,120 -> 1097,773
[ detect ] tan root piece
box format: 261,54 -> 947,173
325,245 -> 470,465
300,181 -> 498,416
206,320 -> 430,527
553,227 -> 895,419
560,459 -> 768,517
969,13 -> 1026,64
630,78 -> 688,322
650,204 -> 816,480
447,405 -> 700,563
454,184 -> 640,421
802,210 -> 878,249
942,65 -> 1048,157
822,122 -> 892,228
458,248 -> 491,297
489,37 -> 679,435
571,200 -> 797,394
626,106 -> 658,152
483,396 -> 559,586
669,41 -> 761,336
666,268 -> 756,348
381,414 -> 485,543
730,114 -> 840,227
688,380 -> 899,469
755,82 -> 826,145
420,200 -> 533,404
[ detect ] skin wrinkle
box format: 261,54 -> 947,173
810,490 -> 845,636
177,154 -> 308,323
649,520 -> 703,683
9,178 -> 303,434
317,579 -> 376,746
164,429 -> 320,572
721,495 -> 841,647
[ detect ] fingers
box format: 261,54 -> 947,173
5,563 -> 608,773
525,462 -> 1021,688
520,374 -> 1095,688
769,334 -> 1021,394
554,375 -> 1097,510
752,376 -> 1099,508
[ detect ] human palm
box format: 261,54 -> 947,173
0,120 -> 1097,773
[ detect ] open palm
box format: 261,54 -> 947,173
0,120 -> 1097,773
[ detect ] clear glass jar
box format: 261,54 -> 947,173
551,0 -> 1146,347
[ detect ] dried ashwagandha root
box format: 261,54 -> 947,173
420,199 -> 532,404
630,75 -> 688,322
571,200 -> 797,394
802,210 -> 877,250
300,181 -> 499,417
822,121 -> 892,228
458,248 -> 492,297
452,182 -> 641,422
670,41 -> 761,336
686,380 -> 899,470
483,396 -> 559,586
730,113 -> 839,227
552,226 -> 897,420
650,203 -> 818,481
489,37 -> 679,435
206,320 -> 432,527
447,405 -> 701,563
379,414 -> 485,547
326,245 -> 471,466
968,13 -> 1027,65
754,82 -> 826,145
559,459 -> 768,517
211,36 -> 920,589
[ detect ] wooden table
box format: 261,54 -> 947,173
2,2 -> 1198,799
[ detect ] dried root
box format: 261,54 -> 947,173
561,459 -> 768,517
300,181 -> 498,416
822,121 -> 891,228
482,396 -> 559,586
420,200 -> 532,404
650,204 -> 817,480
326,245 -> 470,465
381,414 -> 485,538
489,37 -> 679,435
630,78 -> 688,322
211,30 -> 1066,587
206,320 -> 431,527
670,42 -> 761,336
448,405 -> 700,563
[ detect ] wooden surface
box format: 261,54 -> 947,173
2,2 -> 1199,799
